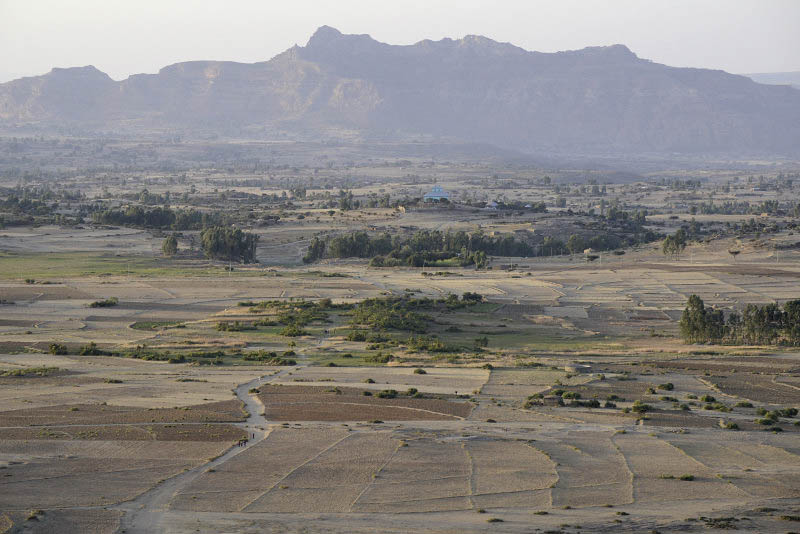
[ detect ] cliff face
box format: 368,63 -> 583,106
2,25 -> 799,157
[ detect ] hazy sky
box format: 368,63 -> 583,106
1,0 -> 799,83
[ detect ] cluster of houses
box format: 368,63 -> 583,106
423,185 -> 511,210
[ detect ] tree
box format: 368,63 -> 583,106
162,234 -> 178,257
566,234 -> 586,255
200,226 -> 259,263
303,237 -> 326,264
679,295 -> 711,343
662,229 -> 687,259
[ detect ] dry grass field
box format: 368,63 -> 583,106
2,184 -> 800,533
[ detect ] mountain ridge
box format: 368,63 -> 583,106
1,26 -> 799,158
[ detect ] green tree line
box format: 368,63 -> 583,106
679,294 -> 800,345
92,205 -> 227,230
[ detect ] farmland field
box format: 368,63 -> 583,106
1,152 -> 800,533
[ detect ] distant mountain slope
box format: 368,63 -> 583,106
745,71 -> 800,90
2,26 -> 799,157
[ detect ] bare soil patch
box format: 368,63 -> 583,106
2,508 -> 121,534
173,426 -> 352,513
0,423 -> 245,441
353,436 -> 471,513
0,399 -> 246,427
257,385 -> 472,421
707,373 -> 800,404
654,357 -> 800,374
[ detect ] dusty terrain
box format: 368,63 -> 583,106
2,172 -> 800,533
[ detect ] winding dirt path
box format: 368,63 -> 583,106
114,365 -> 298,533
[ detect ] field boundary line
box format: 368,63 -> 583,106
238,431 -> 352,512
348,434 -> 403,512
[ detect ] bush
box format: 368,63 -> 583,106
280,324 -> 308,337
89,297 -> 118,308
658,382 -> 674,391
413,368 -> 427,374
376,389 -> 398,399
700,395 -> 716,403
217,321 -> 256,332
79,342 -> 106,355
49,343 -> 68,355
364,352 -> 393,364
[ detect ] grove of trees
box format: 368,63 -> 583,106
200,226 -> 259,263
679,294 -> 800,345
92,205 -> 226,230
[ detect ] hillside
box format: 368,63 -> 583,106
1,25 -> 799,158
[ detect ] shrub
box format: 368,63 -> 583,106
700,395 -> 716,403
364,352 -> 393,364
632,401 -> 652,413
89,297 -> 118,308
217,321 -> 256,332
49,343 -> 68,355
679,474 -> 695,481
280,324 -> 308,337
79,342 -> 105,356
1,367 -> 59,377
413,368 -> 427,374
376,389 -> 398,398
735,401 -> 753,408
658,383 -> 674,391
